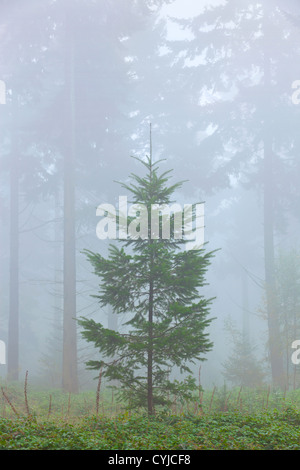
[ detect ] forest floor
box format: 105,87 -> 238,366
1,381 -> 300,450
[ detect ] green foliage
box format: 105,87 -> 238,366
2,406 -> 300,450
2,382 -> 300,449
79,156 -> 216,413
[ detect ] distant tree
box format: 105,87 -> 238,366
0,0 -> 173,388
159,0 -> 300,389
222,319 -> 265,388
0,1 -> 59,381
79,147 -> 216,415
274,249 -> 300,389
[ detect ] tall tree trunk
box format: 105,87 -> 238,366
7,134 -> 19,380
147,272 -> 154,415
52,188 -> 63,387
147,128 -> 154,415
263,36 -> 285,388
62,3 -> 78,393
263,143 -> 284,388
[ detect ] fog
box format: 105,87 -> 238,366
0,0 -> 300,398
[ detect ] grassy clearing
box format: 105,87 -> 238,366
1,380 -> 300,450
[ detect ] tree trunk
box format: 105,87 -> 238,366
147,274 -> 154,415
52,188 -> 63,387
242,268 -> 250,345
7,135 -> 19,381
147,132 -> 154,415
263,10 -> 285,389
62,4 -> 78,393
263,143 -> 285,388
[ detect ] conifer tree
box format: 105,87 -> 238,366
79,142 -> 216,415
222,320 -> 265,388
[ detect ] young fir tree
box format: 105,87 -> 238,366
79,146 -> 216,415
222,319 -> 265,388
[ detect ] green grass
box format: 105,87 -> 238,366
1,381 -> 300,449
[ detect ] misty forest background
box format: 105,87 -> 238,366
0,0 -> 300,400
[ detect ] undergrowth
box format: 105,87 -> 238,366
1,373 -> 300,450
